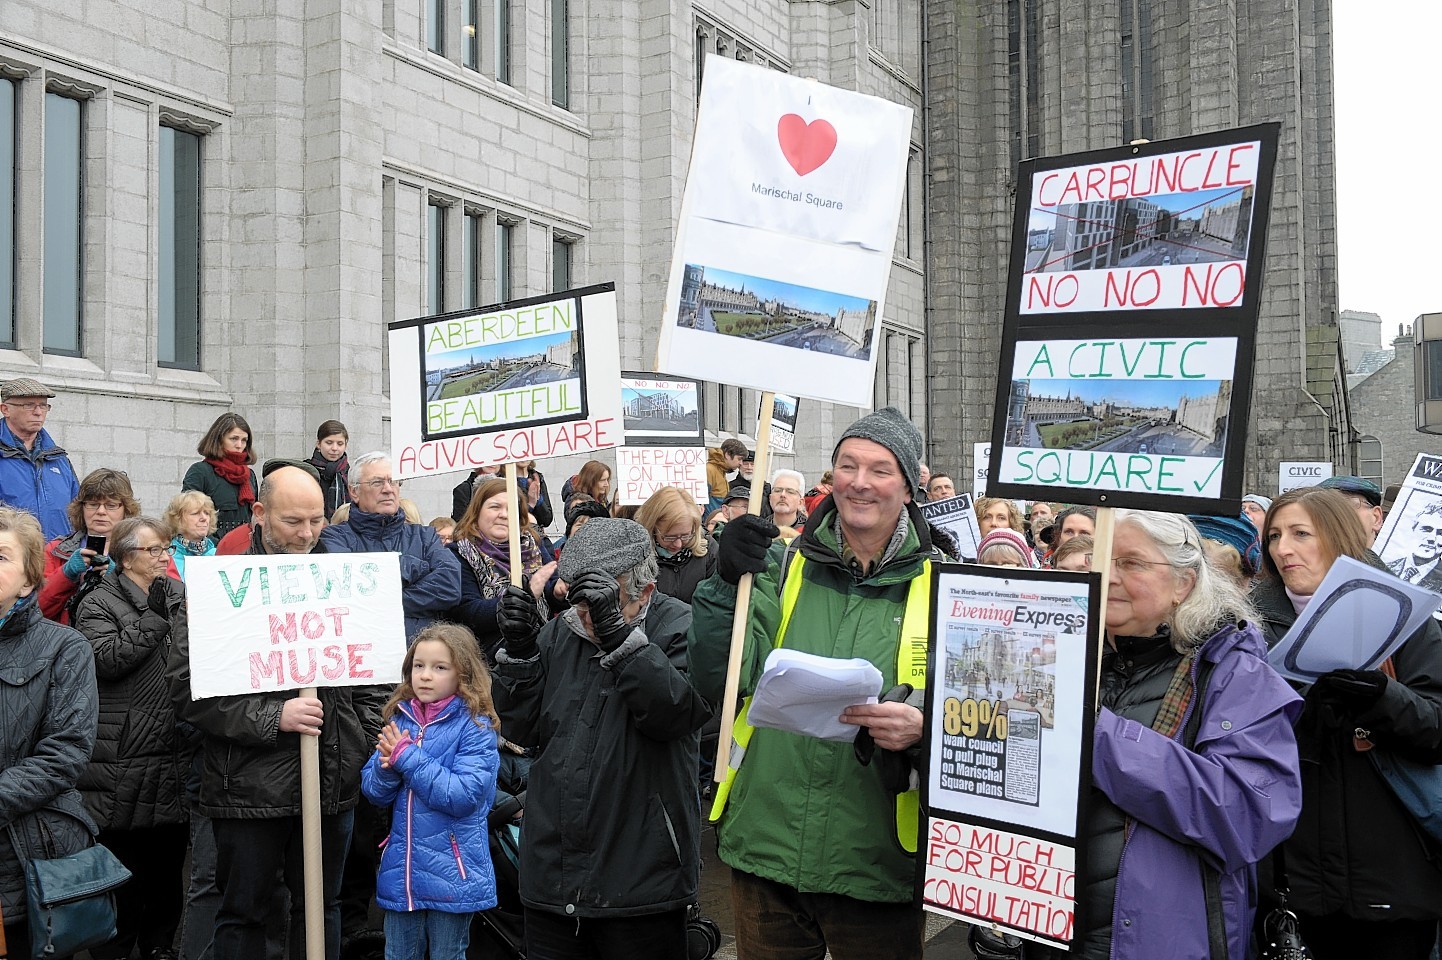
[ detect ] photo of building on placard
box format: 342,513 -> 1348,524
620,374 -> 703,446
1026,186 -> 1255,276
943,624 -> 1058,730
1003,379 -> 1232,460
421,300 -> 585,440
676,264 -> 876,361
772,394 -> 799,433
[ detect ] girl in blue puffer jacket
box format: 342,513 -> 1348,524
361,622 -> 500,960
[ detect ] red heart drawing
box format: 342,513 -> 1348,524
777,114 -> 837,177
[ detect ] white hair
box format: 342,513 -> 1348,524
348,451 -> 391,490
772,469 -> 805,492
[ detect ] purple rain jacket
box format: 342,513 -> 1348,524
1091,621 -> 1303,960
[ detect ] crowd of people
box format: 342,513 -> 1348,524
0,378 -> 1439,960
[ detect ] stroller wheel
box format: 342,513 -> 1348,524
686,913 -> 722,960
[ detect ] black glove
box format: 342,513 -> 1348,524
497,585 -> 544,658
854,684 -> 916,794
138,603 -> 171,639
147,578 -> 171,617
716,514 -> 778,585
568,571 -> 633,653
1309,669 -> 1388,712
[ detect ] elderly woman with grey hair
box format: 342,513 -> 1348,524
73,515 -> 189,960
1024,510 -> 1304,960
490,518 -> 713,959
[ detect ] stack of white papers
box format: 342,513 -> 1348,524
748,648 -> 884,742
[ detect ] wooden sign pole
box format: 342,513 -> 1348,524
714,391 -> 776,781
505,463 -> 523,588
299,689 -> 323,960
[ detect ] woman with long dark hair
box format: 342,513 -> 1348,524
565,460 -> 613,518
182,413 -> 258,537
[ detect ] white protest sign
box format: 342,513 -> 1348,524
615,446 -> 708,506
1266,555 -> 1442,683
1020,139 -> 1263,314
656,57 -> 912,407
1373,454 -> 1442,616
1277,461 -> 1333,494
973,442 -> 990,498
920,494 -> 983,560
388,285 -> 623,480
184,553 -> 407,699
767,394 -> 799,454
995,336 -> 1238,499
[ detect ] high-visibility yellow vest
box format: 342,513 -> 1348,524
709,553 -> 931,853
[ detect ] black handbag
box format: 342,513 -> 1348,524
7,824 -> 131,958
1257,848 -> 1310,960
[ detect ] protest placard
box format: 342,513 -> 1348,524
920,494 -> 983,560
986,124 -> 1279,513
766,393 -> 799,454
1277,460 -> 1333,494
184,553 -> 406,699
1266,555 -> 1442,683
388,284 -> 623,480
655,56 -> 912,407
921,564 -> 1100,947
615,446 -> 708,506
973,442 -> 990,498
621,373 -> 703,446
1374,454 -> 1442,600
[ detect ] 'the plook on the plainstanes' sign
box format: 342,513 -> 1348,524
388,284 -> 623,480
184,553 -> 407,699
615,446 -> 708,506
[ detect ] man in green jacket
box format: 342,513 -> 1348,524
690,407 -> 942,960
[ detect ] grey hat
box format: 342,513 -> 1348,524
1241,494 -> 1273,512
724,483 -> 750,504
558,518 -> 655,583
833,406 -> 924,492
1,377 -> 56,401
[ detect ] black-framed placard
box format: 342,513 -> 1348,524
619,372 -> 705,447
387,284 -> 622,479
987,124 -> 1279,514
919,563 -> 1101,950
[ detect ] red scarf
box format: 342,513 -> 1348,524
205,452 -> 256,510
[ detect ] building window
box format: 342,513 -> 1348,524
427,0 -> 445,54
0,78 -> 15,347
496,220 -> 513,302
551,0 -> 569,108
496,0 -> 512,84
427,201 -> 446,312
159,126 -> 202,369
43,93 -> 83,355
552,238 -> 571,292
463,0 -> 479,69
1357,435 -> 1383,488
463,212 -> 480,309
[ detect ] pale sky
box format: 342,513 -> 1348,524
1333,3 -> 1442,339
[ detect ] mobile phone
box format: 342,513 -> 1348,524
85,534 -> 107,555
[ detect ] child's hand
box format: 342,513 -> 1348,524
376,721 -> 404,766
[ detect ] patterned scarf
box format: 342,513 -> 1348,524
1150,631 -> 1199,741
456,532 -> 543,599
205,451 -> 256,510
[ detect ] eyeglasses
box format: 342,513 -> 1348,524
773,488 -> 801,498
361,478 -> 403,491
1113,556 -> 1172,576
656,532 -> 693,547
139,544 -> 177,558
4,401 -> 51,412
83,500 -> 125,512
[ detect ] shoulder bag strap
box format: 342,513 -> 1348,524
1184,657 -> 1229,960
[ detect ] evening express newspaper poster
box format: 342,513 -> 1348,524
920,564 -> 1101,949
986,125 -> 1279,514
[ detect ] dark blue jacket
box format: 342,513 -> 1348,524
319,508 -> 462,639
0,419 -> 79,540
361,697 -> 499,913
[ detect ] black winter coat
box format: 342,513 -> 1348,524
493,594 -> 712,918
0,600 -> 98,915
73,571 -> 188,830
655,549 -> 716,605
165,541 -> 389,819
1252,574 -> 1442,919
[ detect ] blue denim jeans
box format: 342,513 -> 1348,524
382,908 -> 472,960
211,809 -> 355,960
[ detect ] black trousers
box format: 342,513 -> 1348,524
1295,913 -> 1438,960
523,906 -> 688,960
92,822 -> 190,959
